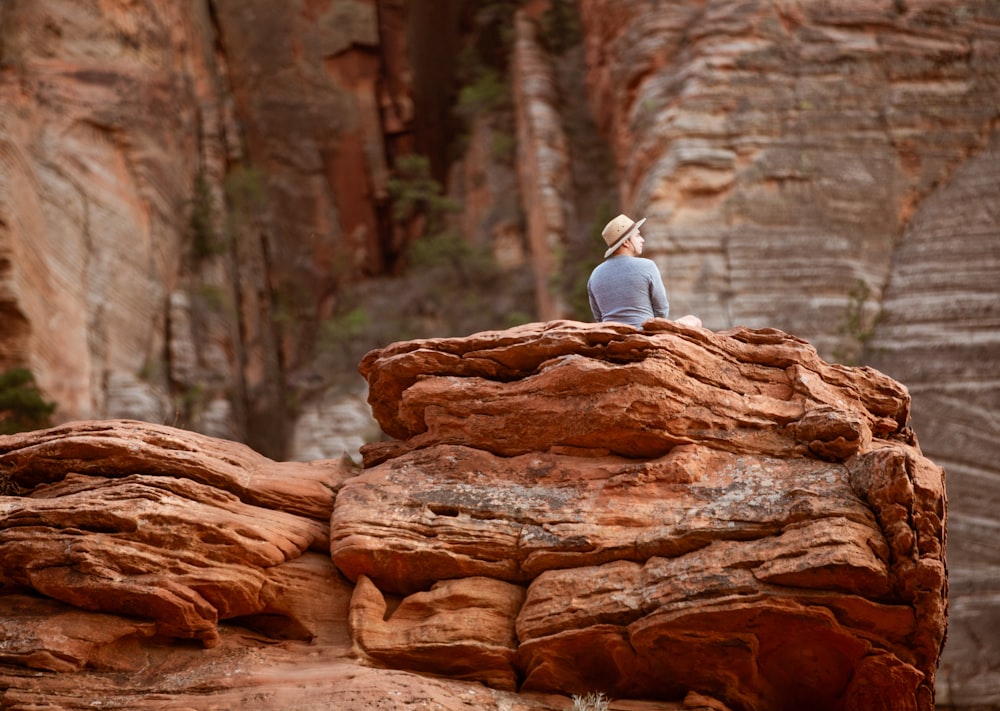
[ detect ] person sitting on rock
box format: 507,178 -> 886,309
587,213 -> 703,328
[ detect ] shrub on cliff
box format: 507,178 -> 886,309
0,367 -> 56,435
317,152 -> 533,389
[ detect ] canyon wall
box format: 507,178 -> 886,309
568,2 -> 1000,705
0,0 -> 207,422
0,0 -> 401,458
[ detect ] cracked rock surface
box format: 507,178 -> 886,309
337,320 -> 946,710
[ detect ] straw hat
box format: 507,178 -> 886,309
601,214 -> 647,258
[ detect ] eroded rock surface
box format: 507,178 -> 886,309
0,322 -> 947,709
0,423 -> 343,649
335,321 -> 946,711
358,319 -> 907,460
0,417 -> 600,711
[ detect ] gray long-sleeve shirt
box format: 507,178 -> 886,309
587,255 -> 669,327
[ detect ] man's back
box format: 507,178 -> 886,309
587,255 -> 669,327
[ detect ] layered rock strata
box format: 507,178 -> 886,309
335,320 -> 946,710
1,5 -> 994,700
570,4 -> 998,700
0,322 -> 947,709
0,422 -> 345,650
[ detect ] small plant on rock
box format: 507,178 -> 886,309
571,691 -> 611,711
834,278 -> 883,365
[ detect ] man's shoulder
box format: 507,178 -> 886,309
630,256 -> 661,273
592,256 -> 656,274
590,258 -> 615,276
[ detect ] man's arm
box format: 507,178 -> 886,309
588,282 -> 603,322
648,264 -> 669,319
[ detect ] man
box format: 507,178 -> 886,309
587,213 -> 702,328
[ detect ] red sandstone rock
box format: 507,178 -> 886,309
338,322 -> 946,710
0,473 -> 326,646
2,0 -> 994,701
332,443 -> 890,594
359,320 -> 909,459
0,420 -> 349,651
0,594 -> 156,673
0,419 -> 348,520
0,319 -> 946,709
350,574 -> 525,690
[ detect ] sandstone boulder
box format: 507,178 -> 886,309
336,320 -> 946,711
0,422 -> 349,651
350,574 -> 525,690
359,319 -> 908,460
0,419 -> 345,519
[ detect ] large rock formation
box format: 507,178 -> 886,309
1,322 -> 946,710
340,320 -> 946,710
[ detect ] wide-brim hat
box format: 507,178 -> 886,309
602,213 -> 647,258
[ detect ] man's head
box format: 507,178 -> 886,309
601,213 -> 647,258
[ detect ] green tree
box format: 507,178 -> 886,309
834,279 -> 883,365
539,0 -> 582,55
387,154 -> 460,232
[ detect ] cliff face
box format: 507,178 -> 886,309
566,2 -> 1000,705
0,0 -> 403,457
869,129 -> 1000,705
0,322 -> 947,710
0,0 -> 205,421
576,0 -> 998,348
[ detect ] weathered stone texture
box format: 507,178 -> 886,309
0,0 -> 405,456
0,0 -> 206,418
0,0 -> 995,706
578,0 -> 999,349
0,322 -> 948,710
572,2 -> 999,704
869,129 -> 1000,706
0,423 -> 346,651
333,321 -> 946,711
0,418 -> 644,711
351,574 -> 526,690
357,320 -> 908,460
